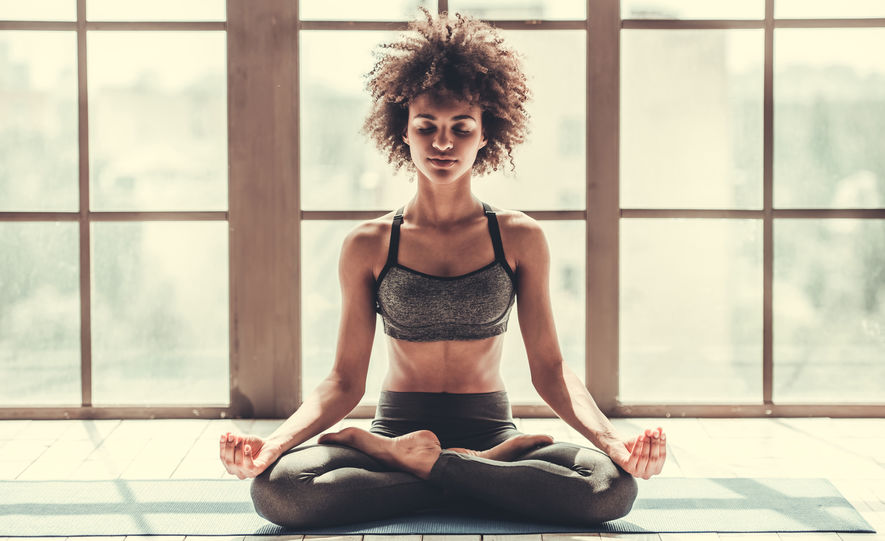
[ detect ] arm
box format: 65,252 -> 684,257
221,222 -> 381,478
509,215 -> 665,479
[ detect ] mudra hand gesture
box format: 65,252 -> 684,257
608,427 -> 666,480
220,432 -> 281,479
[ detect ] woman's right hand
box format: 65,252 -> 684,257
220,432 -> 281,479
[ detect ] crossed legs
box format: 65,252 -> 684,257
251,428 -> 637,528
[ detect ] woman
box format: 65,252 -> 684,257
220,10 -> 666,528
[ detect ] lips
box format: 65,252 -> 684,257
428,157 -> 457,168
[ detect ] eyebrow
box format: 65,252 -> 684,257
415,114 -> 477,121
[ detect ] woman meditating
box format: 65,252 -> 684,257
220,10 -> 666,528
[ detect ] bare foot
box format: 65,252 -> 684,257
449,434 -> 554,461
319,427 -> 442,479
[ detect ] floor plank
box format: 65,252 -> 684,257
542,535 -> 602,540
484,536 -> 544,541
658,535 -> 719,541
424,536 -> 481,541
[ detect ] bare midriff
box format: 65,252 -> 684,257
382,334 -> 506,393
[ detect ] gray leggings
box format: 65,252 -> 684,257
251,391 -> 638,528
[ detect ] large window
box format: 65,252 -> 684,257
0,2 -> 229,412
1,1 -> 882,418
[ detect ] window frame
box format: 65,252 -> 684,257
1,0 -> 883,419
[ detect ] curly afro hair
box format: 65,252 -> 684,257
362,8 -> 531,176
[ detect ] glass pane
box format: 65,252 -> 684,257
0,0 -> 75,21
91,221 -> 229,405
87,0 -> 225,21
0,222 -> 80,406
774,220 -> 885,403
774,29 -> 885,209
300,30 -> 585,211
88,32 -> 227,211
504,220 -> 585,402
620,219 -> 763,403
621,30 -> 764,209
473,30 -> 586,211
776,0 -> 885,19
299,0 -> 429,21
299,31 -> 416,211
449,0 -> 585,20
301,219 -> 584,404
0,32 -> 78,211
300,221 -> 390,404
622,0 -> 763,19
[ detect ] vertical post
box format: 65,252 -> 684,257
762,0 -> 775,409
77,0 -> 92,407
587,0 -> 621,413
228,0 -> 301,418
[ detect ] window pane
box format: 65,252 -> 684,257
0,222 -> 80,405
774,29 -> 885,209
622,0 -> 763,19
301,219 -> 584,404
0,32 -> 78,211
774,220 -> 885,403
300,220 -> 389,403
88,32 -> 227,211
620,219 -> 762,403
87,0 -> 225,21
300,30 -> 585,211
0,0 -> 75,21
473,31 -> 586,211
621,30 -> 763,209
299,0 -> 428,21
776,1 -> 885,19
505,220 -> 585,402
91,221 -> 229,405
449,0 -> 586,20
299,31 -> 416,211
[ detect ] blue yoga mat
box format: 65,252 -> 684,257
0,477 -> 875,536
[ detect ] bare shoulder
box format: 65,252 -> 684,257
489,206 -> 547,254
339,213 -> 394,274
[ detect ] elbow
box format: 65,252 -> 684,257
529,358 -> 566,392
325,374 -> 366,405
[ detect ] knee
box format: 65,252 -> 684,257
588,462 -> 638,522
250,468 -> 315,528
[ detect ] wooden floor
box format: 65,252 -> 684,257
1,416 -> 883,540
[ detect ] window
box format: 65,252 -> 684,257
2,1 -> 882,418
0,2 -> 229,413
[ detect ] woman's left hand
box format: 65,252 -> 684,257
608,427 -> 666,480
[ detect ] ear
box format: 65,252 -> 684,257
402,130 -> 410,146
479,131 -> 487,150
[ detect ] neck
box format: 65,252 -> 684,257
407,173 -> 481,227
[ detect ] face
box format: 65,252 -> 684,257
402,93 -> 488,185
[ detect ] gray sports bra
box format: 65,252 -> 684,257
375,203 -> 517,342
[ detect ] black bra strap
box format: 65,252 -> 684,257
482,202 -> 507,264
387,207 -> 405,266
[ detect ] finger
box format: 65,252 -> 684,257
648,433 -> 663,476
655,432 -> 668,475
223,432 -> 236,467
626,436 -> 644,475
233,436 -> 244,466
646,433 -> 665,477
650,433 -> 662,461
219,433 -> 233,473
636,435 -> 652,479
244,444 -> 255,471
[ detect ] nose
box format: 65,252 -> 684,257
432,129 -> 453,151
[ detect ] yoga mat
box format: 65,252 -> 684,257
0,477 -> 874,536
